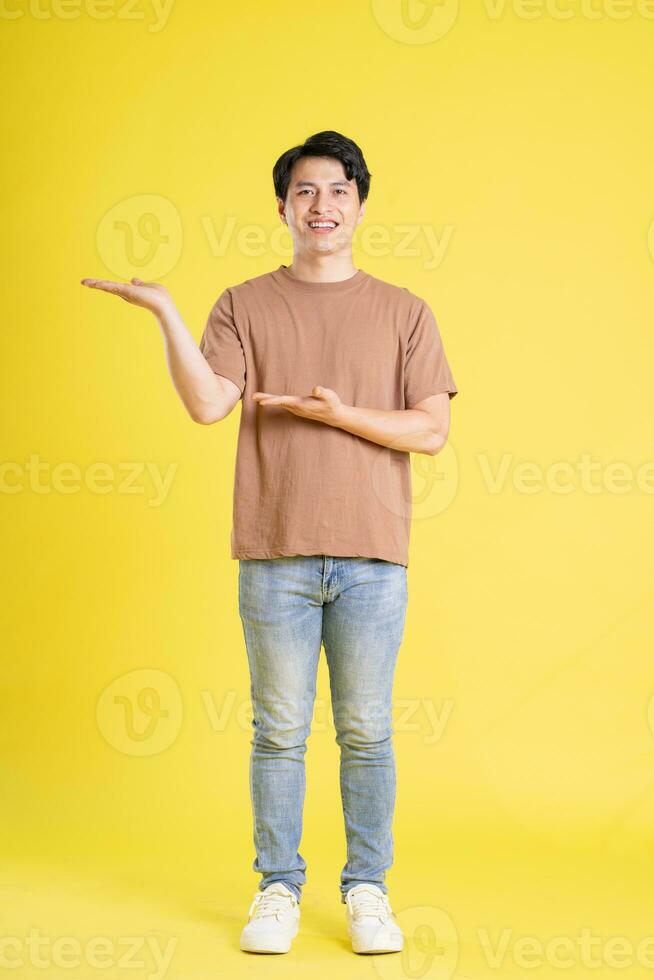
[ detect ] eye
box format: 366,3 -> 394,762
334,188 -> 347,194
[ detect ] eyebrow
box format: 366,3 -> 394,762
293,180 -> 350,188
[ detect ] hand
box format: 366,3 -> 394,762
80,277 -> 173,317
252,385 -> 345,426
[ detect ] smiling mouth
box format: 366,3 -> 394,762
308,221 -> 339,232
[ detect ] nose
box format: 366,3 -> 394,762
310,191 -> 330,213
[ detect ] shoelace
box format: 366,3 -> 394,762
248,889 -> 297,920
347,888 -> 394,922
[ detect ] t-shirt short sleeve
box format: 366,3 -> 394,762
198,288 -> 246,396
403,300 -> 458,408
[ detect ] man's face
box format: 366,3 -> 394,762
278,155 -> 366,258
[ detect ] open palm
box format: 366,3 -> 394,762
252,385 -> 343,424
80,277 -> 172,316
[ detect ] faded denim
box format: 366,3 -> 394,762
238,554 -> 408,905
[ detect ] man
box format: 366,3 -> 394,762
81,130 -> 458,956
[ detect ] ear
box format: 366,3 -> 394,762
276,197 -> 287,224
357,201 -> 366,225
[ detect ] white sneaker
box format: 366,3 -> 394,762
240,882 -> 300,953
345,883 -> 404,954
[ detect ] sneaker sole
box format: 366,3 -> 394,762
240,923 -> 299,954
240,944 -> 292,954
351,940 -> 403,954
348,926 -> 403,954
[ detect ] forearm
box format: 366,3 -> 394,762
156,304 -> 228,423
331,403 -> 441,455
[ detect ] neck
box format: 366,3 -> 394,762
287,252 -> 358,283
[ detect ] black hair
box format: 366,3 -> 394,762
273,130 -> 371,204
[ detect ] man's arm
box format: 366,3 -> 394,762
80,277 -> 237,423
331,392 -> 451,456
157,302 -> 241,423
252,386 -> 451,455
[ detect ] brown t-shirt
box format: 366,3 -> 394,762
199,264 -> 458,567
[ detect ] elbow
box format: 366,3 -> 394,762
412,407 -> 450,455
190,407 -> 222,425
189,392 -> 233,425
423,432 -> 448,456
191,384 -> 238,424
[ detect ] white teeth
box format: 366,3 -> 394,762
309,222 -> 337,228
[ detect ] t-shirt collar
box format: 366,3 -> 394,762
273,264 -> 368,293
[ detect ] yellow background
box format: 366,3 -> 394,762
2,1 -> 654,976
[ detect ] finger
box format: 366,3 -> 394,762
81,279 -> 125,293
259,396 -> 299,406
87,281 -> 140,303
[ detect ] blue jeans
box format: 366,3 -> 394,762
238,554 -> 408,905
